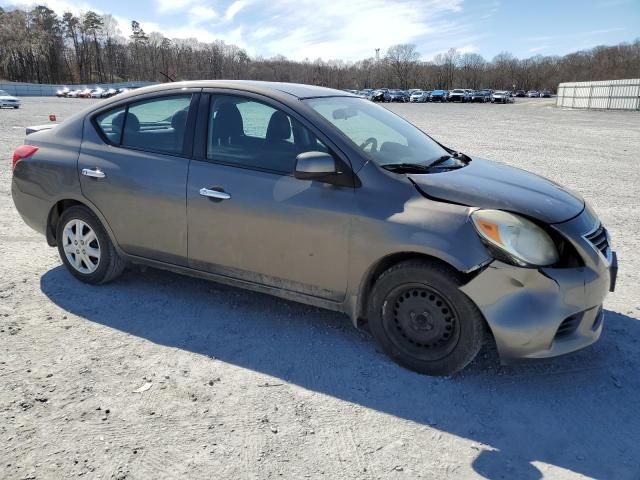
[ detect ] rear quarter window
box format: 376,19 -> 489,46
95,107 -> 126,144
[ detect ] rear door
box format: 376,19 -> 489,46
186,92 -> 354,301
78,90 -> 199,265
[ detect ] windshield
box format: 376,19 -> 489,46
0,90 -> 8,96
305,97 -> 449,166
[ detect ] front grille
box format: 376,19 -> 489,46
556,313 -> 582,339
585,224 -> 609,258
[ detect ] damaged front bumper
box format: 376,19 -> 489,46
461,208 -> 617,363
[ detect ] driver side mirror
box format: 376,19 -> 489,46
294,151 -> 338,181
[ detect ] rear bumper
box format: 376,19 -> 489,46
460,207 -> 615,363
11,180 -> 49,236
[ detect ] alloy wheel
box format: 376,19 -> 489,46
61,219 -> 101,274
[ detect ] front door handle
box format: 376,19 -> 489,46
82,168 -> 106,179
199,187 -> 231,200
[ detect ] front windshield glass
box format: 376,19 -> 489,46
0,90 -> 8,95
305,97 -> 448,166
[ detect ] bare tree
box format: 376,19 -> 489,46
386,44 -> 419,89
1,6 -> 638,92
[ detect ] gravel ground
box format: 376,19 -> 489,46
1,97 -> 639,480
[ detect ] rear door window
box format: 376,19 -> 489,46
121,95 -> 192,155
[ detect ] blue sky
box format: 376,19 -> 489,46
4,0 -> 639,61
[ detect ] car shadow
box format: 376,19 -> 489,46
40,265 -> 639,479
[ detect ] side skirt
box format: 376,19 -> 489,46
121,253 -> 350,317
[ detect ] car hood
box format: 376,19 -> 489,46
408,158 -> 584,224
0,95 -> 19,100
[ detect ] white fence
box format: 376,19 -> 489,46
0,81 -> 157,96
556,79 -> 640,110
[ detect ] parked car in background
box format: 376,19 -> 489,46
470,91 -> 490,103
66,89 -> 81,98
101,88 -> 117,98
491,91 -> 513,103
0,89 -> 21,109
515,90 -> 526,97
527,90 -> 540,98
90,88 -> 105,99
430,89 -> 448,102
541,90 -> 552,98
78,88 -> 93,98
409,90 -> 430,103
11,81 -> 617,376
388,90 -> 409,102
56,87 -> 70,97
448,89 -> 471,102
359,89 -> 374,100
372,89 -> 390,102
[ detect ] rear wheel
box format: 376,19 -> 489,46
56,205 -> 125,284
368,260 -> 485,376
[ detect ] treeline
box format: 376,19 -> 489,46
1,5 -> 639,91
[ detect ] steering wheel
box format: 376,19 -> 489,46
360,137 -> 378,153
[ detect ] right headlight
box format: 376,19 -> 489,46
471,209 -> 559,267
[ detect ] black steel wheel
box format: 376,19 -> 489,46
383,284 -> 461,362
368,260 -> 485,376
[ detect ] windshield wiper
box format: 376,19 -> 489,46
427,151 -> 470,168
381,152 -> 469,174
381,163 -> 432,173
427,155 -> 453,168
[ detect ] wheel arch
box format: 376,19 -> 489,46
353,251 -> 487,328
46,197 -> 119,251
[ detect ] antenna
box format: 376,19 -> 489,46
159,71 -> 175,82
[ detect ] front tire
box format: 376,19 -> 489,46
367,260 -> 485,376
56,205 -> 125,284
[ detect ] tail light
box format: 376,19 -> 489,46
12,145 -> 39,171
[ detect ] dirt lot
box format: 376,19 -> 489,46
1,97 -> 639,480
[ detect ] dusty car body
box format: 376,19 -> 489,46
11,81 -> 617,375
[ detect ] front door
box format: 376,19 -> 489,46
78,92 -> 196,265
187,93 -> 353,301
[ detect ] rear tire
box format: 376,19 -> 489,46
56,205 -> 125,284
367,260 -> 485,376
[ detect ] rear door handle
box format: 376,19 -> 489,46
82,168 -> 106,179
199,187 -> 231,200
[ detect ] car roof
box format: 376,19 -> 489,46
112,80 -> 354,100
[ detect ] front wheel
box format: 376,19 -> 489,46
367,260 -> 485,376
56,205 -> 125,284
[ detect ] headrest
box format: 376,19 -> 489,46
212,102 -> 244,143
172,109 -> 188,130
266,110 -> 291,141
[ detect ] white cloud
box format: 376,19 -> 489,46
189,5 -> 218,22
156,0 -> 197,13
251,0 -> 464,60
224,0 -> 252,21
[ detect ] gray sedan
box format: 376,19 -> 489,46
11,81 -> 617,375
